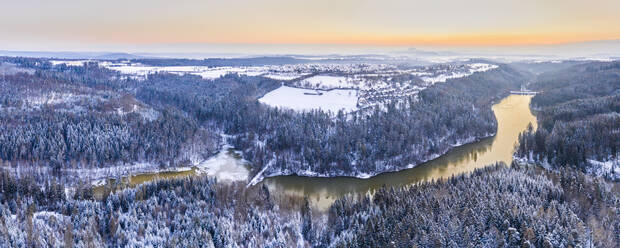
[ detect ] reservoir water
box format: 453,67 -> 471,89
261,95 -> 537,210
95,95 -> 537,211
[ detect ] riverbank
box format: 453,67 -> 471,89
261,94 -> 536,210
248,132 -> 495,186
76,95 -> 534,210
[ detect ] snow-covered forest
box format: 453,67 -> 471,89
0,56 -> 525,182
516,61 -> 620,180
0,56 -> 618,247
1,162 -> 617,247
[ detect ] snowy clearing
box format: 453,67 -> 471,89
102,64 -> 268,79
297,75 -> 355,89
49,60 -> 91,66
259,86 -> 358,113
24,92 -> 99,108
421,63 -> 498,83
262,73 -> 309,80
196,147 -> 249,182
588,158 -> 620,180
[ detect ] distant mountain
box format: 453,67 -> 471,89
0,50 -> 149,60
395,48 -> 459,57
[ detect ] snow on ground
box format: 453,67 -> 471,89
421,63 -> 498,83
91,179 -> 107,187
103,64 -> 268,79
104,64 -> 195,77
297,75 -> 355,89
248,156 -> 276,186
259,86 -> 358,113
196,146 -> 249,182
49,60 -> 91,66
295,75 -> 393,91
588,158 -> 620,180
191,67 -> 263,79
0,63 -> 34,75
468,63 -> 498,71
262,73 -> 309,81
19,91 -> 160,120
32,211 -> 67,247
62,162 -> 160,183
34,211 -> 65,220
115,103 -> 160,121
22,92 -> 104,112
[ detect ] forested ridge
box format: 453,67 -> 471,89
236,65 -> 525,180
323,163 -> 619,247
0,60 -> 220,178
516,61 -> 620,179
136,63 -> 525,180
0,56 -> 527,181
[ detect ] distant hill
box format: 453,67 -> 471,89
0,50 -> 149,60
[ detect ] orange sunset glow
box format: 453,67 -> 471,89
1,0 -> 619,51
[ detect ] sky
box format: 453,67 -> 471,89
2,0 -> 620,54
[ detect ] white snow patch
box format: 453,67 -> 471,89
248,156 -> 276,186
34,211 -> 65,220
91,179 -> 107,187
196,147 -> 249,182
421,63 -> 498,83
298,75 -> 355,89
25,92 -> 97,108
50,60 -> 91,66
259,86 -> 358,113
262,73 -> 309,80
171,166 -> 193,172
191,67 -> 264,79
115,103 -> 160,121
588,158 -> 620,179
103,64 -> 269,80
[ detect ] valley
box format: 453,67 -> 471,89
0,56 -> 617,247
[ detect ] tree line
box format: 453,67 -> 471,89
516,61 -> 620,179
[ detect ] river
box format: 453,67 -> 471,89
260,94 -> 537,210
94,95 -> 537,210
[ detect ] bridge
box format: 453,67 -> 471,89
510,85 -> 539,95
510,90 -> 538,95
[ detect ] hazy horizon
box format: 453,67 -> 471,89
2,40 -> 620,61
3,0 -> 620,58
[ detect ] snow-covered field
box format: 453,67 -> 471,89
259,86 -> 358,113
51,59 -> 500,87
105,64 -> 267,79
257,63 -> 499,113
50,60 -> 92,66
420,63 -> 498,83
294,75 -> 393,91
103,63 -> 314,80
262,73 -> 309,80
48,60 -> 500,114
297,75 -> 355,89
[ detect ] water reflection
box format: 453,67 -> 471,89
260,95 -> 537,210
93,148 -> 249,198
